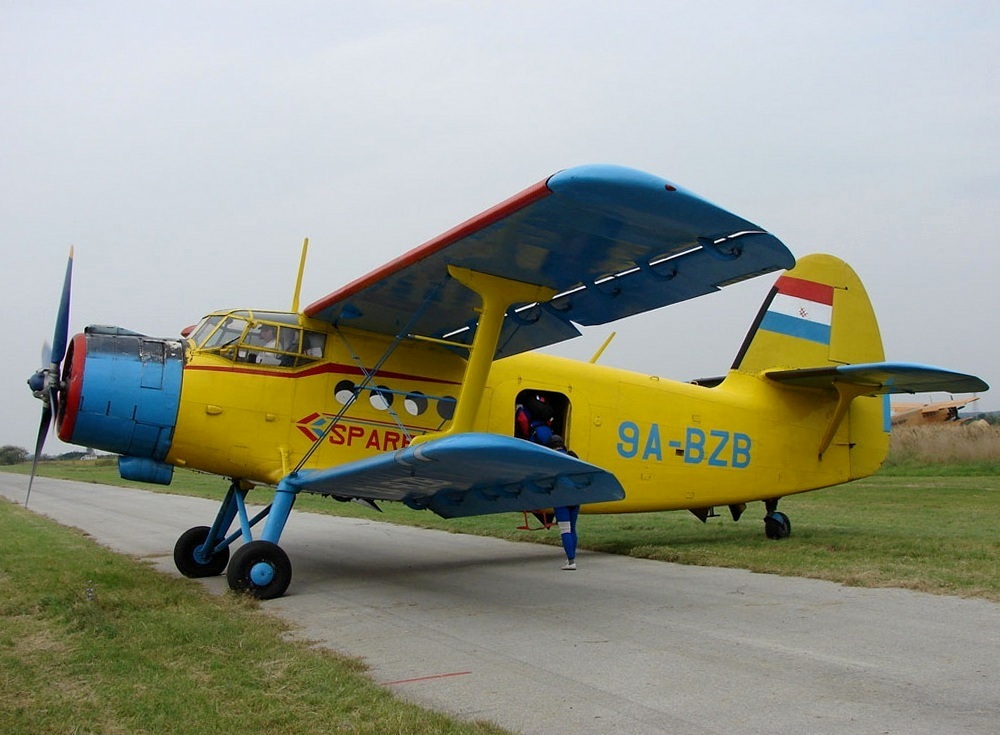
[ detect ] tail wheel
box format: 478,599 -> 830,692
174,525 -> 230,578
227,540 -> 292,599
764,511 -> 791,540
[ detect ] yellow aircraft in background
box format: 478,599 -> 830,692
27,165 -> 988,598
891,397 -> 981,426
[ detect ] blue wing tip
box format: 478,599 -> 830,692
548,164 -> 681,195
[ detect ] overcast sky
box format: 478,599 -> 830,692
2,1 -> 997,453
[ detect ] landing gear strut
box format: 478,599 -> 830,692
763,499 -> 791,540
172,477 -> 300,599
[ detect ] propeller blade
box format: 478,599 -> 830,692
50,246 -> 74,365
27,246 -> 75,507
25,402 -> 53,508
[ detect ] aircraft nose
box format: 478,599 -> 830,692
57,327 -> 185,463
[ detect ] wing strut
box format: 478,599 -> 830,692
333,328 -> 415,443
291,276 -> 450,472
291,265 -> 555,466
412,266 -> 556,443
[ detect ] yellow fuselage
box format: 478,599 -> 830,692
165,317 -> 888,514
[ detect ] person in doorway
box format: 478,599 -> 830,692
515,393 -> 555,445
547,434 -> 580,571
515,395 -> 581,570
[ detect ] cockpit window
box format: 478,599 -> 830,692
201,316 -> 249,350
188,315 -> 222,346
192,312 -> 326,367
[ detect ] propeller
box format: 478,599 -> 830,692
25,247 -> 74,507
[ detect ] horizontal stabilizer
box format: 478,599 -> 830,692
766,362 -> 989,395
282,433 -> 625,519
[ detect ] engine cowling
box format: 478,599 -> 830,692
58,327 -> 185,465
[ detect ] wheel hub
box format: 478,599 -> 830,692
250,561 -> 276,586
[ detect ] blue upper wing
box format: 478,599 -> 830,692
305,165 -> 794,358
281,433 -> 625,519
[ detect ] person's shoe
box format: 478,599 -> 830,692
561,560 -> 576,571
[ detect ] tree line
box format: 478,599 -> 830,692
0,446 -> 94,465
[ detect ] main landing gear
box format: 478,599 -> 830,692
172,477 -> 299,599
173,526 -> 230,578
226,540 -> 292,599
763,498 -> 792,540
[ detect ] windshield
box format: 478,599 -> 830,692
192,312 -> 325,367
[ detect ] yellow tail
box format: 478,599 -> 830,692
732,253 -> 889,477
733,253 -> 885,373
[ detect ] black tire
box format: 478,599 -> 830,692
226,540 -> 292,599
174,526 -> 230,578
764,511 -> 791,540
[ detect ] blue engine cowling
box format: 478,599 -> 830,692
58,326 -> 185,481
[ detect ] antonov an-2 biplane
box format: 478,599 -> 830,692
27,165 -> 988,599
891,397 -> 980,426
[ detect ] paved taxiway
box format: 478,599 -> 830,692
3,474 -> 998,735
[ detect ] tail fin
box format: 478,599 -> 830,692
732,254 -> 889,476
728,254 -> 987,478
732,253 -> 884,374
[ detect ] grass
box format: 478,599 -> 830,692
2,424 -> 997,733
886,422 -> 1000,469
0,498 -> 511,735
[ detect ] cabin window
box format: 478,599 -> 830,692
404,392 -> 428,416
332,384 -> 448,420
437,396 -> 457,421
369,386 -> 393,410
334,380 -> 356,405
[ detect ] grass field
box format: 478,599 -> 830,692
0,497 -> 510,735
2,424 -> 997,733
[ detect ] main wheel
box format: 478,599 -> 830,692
174,525 -> 230,578
227,540 -> 292,599
764,511 -> 791,540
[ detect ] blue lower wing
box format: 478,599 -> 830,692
282,433 -> 626,519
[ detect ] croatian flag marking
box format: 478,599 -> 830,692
760,276 -> 834,344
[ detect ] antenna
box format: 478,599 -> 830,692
589,331 -> 616,364
291,237 -> 309,313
